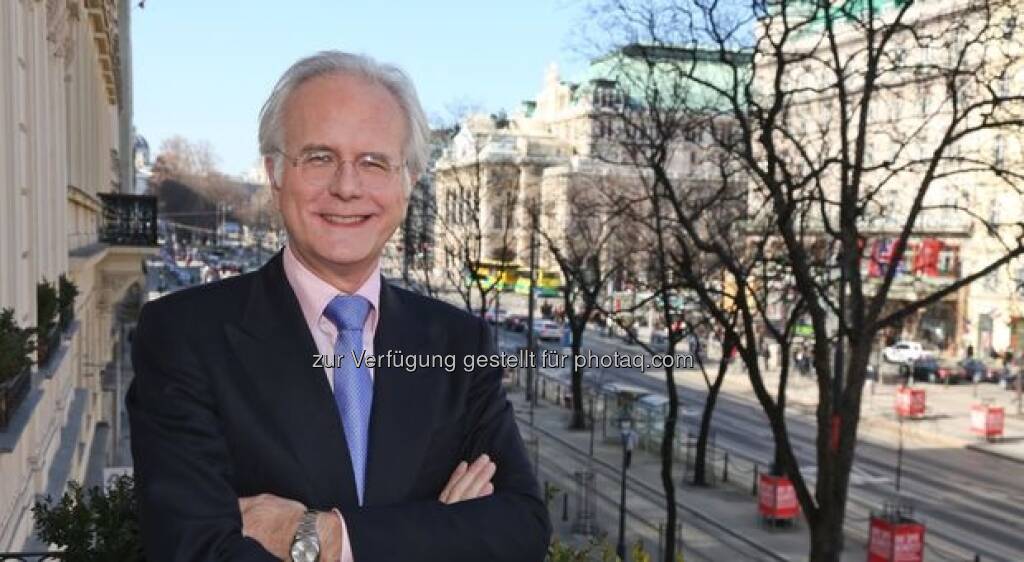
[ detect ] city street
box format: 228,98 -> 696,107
497,324 -> 1024,561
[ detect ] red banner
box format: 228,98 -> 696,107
758,474 -> 800,520
868,516 -> 925,562
913,238 -> 943,276
895,386 -> 926,418
970,404 -> 1004,438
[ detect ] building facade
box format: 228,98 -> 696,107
432,48 -> 746,321
0,0 -> 155,551
758,0 -> 1024,357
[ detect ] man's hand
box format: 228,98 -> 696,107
239,494 -> 306,560
438,454 -> 496,504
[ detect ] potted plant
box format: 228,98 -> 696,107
59,274 -> 79,331
0,307 -> 35,429
37,279 -> 60,365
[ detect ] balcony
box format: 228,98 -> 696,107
0,369 -> 31,431
98,193 -> 158,247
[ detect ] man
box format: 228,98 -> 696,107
127,51 -> 550,561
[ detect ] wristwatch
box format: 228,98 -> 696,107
290,510 -> 321,562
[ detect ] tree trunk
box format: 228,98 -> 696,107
692,363 -> 726,486
568,325 -> 586,430
661,361 -> 678,562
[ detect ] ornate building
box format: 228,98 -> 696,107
759,0 -> 1024,356
0,0 -> 156,551
432,48 -> 745,303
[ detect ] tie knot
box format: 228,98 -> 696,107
323,295 -> 371,332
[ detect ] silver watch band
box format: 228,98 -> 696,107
297,510 -> 319,537
291,510 -> 321,562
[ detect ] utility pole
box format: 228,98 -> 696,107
527,200 -> 538,424
493,191 -> 514,350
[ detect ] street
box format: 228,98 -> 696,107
499,324 -> 1024,561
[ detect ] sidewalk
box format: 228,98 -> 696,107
579,326 -> 1024,464
508,386 -> 870,562
766,367 -> 1024,464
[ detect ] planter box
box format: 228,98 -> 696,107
0,368 -> 31,430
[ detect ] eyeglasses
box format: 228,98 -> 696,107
274,148 -> 404,188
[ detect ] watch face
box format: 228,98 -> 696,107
291,537 -> 319,562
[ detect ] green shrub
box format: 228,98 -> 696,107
32,475 -> 143,562
37,279 -> 59,336
0,308 -> 35,383
58,274 -> 79,329
547,536 -> 657,562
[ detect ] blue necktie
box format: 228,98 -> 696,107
323,295 -> 373,505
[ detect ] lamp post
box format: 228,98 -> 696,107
588,396 -> 596,458
526,201 -> 538,424
616,418 -> 637,559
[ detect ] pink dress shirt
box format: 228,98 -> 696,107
282,244 -> 379,562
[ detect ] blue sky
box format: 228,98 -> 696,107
132,0 -> 591,177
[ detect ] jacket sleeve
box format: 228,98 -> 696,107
126,300 -> 277,562
340,318 -> 552,561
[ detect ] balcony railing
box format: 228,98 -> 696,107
35,325 -> 63,369
98,193 -> 158,247
0,368 -> 31,431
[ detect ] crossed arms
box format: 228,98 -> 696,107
126,302 -> 551,561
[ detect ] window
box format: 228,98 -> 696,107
937,247 -> 957,275
893,47 -> 907,67
1003,16 -> 1017,39
684,125 -> 701,144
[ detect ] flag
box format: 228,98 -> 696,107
914,238 -> 943,276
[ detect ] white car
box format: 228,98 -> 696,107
883,341 -> 925,363
533,319 -> 562,341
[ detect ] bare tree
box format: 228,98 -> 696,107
155,135 -> 219,179
434,114 -> 521,317
537,172 -> 631,429
586,1 -> 1024,561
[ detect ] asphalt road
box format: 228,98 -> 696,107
499,326 -> 1024,562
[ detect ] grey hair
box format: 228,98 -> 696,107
258,50 -> 430,194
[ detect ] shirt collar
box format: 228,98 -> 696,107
282,244 -> 380,333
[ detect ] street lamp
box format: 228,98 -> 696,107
616,417 -> 637,559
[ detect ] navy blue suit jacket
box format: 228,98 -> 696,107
126,251 -> 550,561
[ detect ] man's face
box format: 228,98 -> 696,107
269,73 -> 408,282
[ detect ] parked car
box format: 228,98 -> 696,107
883,341 -> 926,364
533,319 -> 562,341
903,356 -> 963,384
503,314 -> 527,332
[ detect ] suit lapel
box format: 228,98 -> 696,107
363,281 -> 446,506
224,251 -> 358,509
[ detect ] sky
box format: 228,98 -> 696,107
132,0 -> 593,178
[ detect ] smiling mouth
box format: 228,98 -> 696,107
319,213 -> 372,226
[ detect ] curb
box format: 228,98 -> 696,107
964,442 -> 1024,465
768,388 -> 1024,464
855,415 -> 971,450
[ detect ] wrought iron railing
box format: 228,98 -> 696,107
0,553 -> 64,561
0,368 -> 31,430
36,325 -> 63,369
98,193 -> 158,247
